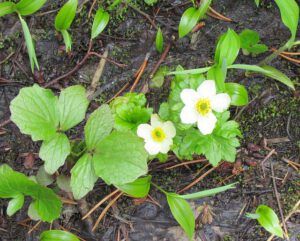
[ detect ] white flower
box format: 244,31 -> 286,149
137,114 -> 176,155
180,80 -> 231,135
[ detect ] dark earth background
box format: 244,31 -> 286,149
0,0 -> 299,240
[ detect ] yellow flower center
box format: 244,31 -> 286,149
151,127 -> 166,142
195,98 -> 211,116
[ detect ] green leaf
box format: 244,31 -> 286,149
168,66 -> 211,75
111,93 -> 152,132
179,7 -> 201,38
255,205 -> 284,238
10,84 -> 59,141
61,29 -> 72,52
215,29 -> 240,66
0,164 -> 62,222
116,176 -> 151,198
144,0 -> 158,6
179,183 -> 236,199
28,202 -> 41,221
39,133 -> 71,174
58,85 -> 89,131
255,0 -> 260,7
56,175 -> 71,193
55,0 -> 78,31
155,27 -> 164,53
227,64 -> 271,74
7,194 -> 24,216
225,83 -> 249,106
40,230 -> 80,241
19,15 -> 39,72
36,166 -> 54,186
91,8 -> 110,39
207,65 -> 227,91
239,29 -> 268,55
261,65 -> 295,90
0,2 -> 16,17
16,0 -> 46,16
70,154 -> 98,200
167,194 -> 195,239
274,0 -> 299,44
150,66 -> 169,88
179,0 -> 212,38
84,104 -> 114,150
93,131 -> 148,185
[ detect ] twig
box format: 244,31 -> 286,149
82,189 -> 120,220
87,47 -> 109,99
92,192 -> 123,231
28,220 -> 42,234
0,118 -> 11,128
60,197 -> 77,205
208,7 -> 232,22
88,0 -> 97,18
130,52 -> 150,92
149,43 -> 171,79
106,82 -> 130,103
266,200 -> 300,241
178,165 -> 218,194
261,149 -> 276,177
270,163 -> 289,240
0,51 -> 15,65
127,3 -> 157,29
166,158 -> 206,170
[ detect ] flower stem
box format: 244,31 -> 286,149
151,182 -> 168,195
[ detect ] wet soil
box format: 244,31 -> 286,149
0,0 -> 299,241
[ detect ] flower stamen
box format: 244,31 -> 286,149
195,98 -> 211,116
151,127 -> 166,142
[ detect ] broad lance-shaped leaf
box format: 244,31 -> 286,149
274,0 -> 299,45
253,205 -> 283,238
61,29 -> 72,52
225,83 -> 249,106
179,7 -> 201,38
116,176 -> 152,198
167,194 -> 195,239
71,154 -> 98,200
19,15 -> 39,72
93,131 -> 148,185
58,85 -> 89,131
10,84 -> 59,141
0,2 -> 16,17
55,0 -> 78,31
156,27 -> 164,53
214,29 -> 240,66
84,104 -> 114,150
16,0 -> 47,16
40,230 -> 80,241
91,8 -> 110,39
0,165 -> 62,222
39,133 -> 71,174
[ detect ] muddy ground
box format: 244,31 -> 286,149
0,0 -> 299,240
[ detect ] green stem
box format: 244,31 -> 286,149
259,42 -> 289,66
151,182 -> 168,195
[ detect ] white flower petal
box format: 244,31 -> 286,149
160,139 -> 173,154
137,124 -> 153,141
162,121 -> 176,138
197,112 -> 217,135
180,106 -> 198,124
197,80 -> 216,98
180,89 -> 198,106
144,141 -> 161,155
151,114 -> 163,127
211,93 -> 231,113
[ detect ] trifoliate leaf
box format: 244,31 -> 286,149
166,194 -> 195,239
93,131 -> 148,185
111,93 -> 152,132
91,8 -> 110,39
70,153 -> 98,200
7,194 -> 24,216
10,84 -> 59,141
40,230 -> 80,241
36,165 -> 54,186
116,176 -> 151,198
0,164 -> 62,222
58,85 -> 89,131
84,104 -> 114,150
39,133 -> 71,174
